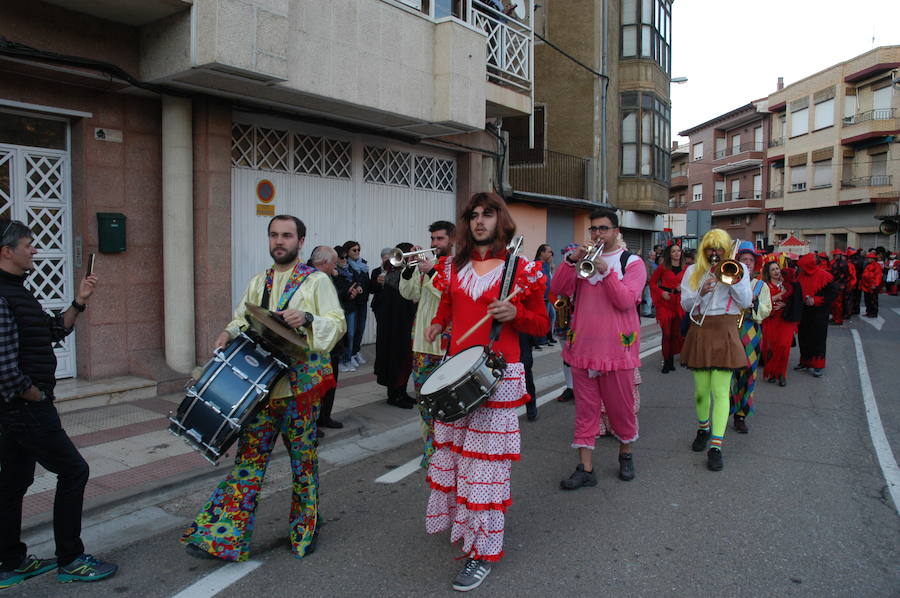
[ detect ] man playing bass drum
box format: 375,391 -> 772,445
423,192 -> 547,592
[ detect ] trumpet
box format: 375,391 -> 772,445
388,247 -> 437,268
688,240 -> 744,327
553,295 -> 572,330
577,243 -> 605,278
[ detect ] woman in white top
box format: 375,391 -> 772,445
679,229 -> 752,472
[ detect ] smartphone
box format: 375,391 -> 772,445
86,253 -> 96,277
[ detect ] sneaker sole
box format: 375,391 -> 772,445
58,569 -> 117,583
0,563 -> 57,588
560,479 -> 598,490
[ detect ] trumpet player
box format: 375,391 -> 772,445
679,229 -> 752,472
398,221 -> 455,467
550,208 -> 646,488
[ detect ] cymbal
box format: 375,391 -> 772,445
245,304 -> 308,349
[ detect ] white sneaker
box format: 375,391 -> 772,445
353,352 -> 366,365
339,362 -> 356,373
349,356 -> 359,368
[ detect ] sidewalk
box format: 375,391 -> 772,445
23,316 -> 660,530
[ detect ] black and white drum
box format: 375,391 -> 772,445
169,332 -> 289,464
420,346 -> 506,423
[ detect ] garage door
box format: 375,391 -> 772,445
230,117 -> 457,344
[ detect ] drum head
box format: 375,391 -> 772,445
421,346 -> 485,395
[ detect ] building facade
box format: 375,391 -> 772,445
677,102 -> 770,248
0,0 -> 534,391
501,0 -> 673,261
765,46 -> 900,252
665,141 -> 688,237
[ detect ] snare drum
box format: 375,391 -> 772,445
420,346 -> 506,423
169,332 -> 289,464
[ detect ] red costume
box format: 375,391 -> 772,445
797,254 -> 834,370
426,250 -> 547,562
648,264 -> 686,362
762,279 -> 797,380
860,260 -> 883,318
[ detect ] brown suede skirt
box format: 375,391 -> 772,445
680,313 -> 747,369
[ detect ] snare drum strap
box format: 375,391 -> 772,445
489,252 -> 522,343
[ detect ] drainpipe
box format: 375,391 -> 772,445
161,95 -> 195,373
600,0 -> 609,206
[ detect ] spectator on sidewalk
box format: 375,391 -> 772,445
341,240 -> 371,372
0,219 -> 117,587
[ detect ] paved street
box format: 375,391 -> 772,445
10,299 -> 900,597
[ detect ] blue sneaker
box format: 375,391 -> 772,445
0,555 -> 57,589
57,554 -> 117,583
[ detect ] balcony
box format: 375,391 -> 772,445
841,108 -> 899,145
766,189 -> 783,199
768,137 -> 785,148
670,169 -> 688,189
508,144 -> 590,201
710,195 -> 765,216
711,141 -> 765,174
840,175 -> 893,188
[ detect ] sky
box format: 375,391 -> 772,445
669,0 -> 900,143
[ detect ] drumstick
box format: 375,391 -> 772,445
455,286 -> 523,345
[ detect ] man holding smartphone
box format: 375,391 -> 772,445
0,219 -> 117,588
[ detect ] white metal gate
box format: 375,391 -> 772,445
0,143 -> 75,378
230,117 -> 457,344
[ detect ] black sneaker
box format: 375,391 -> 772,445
560,464 -> 597,490
0,555 -> 56,589
691,429 -> 711,452
733,415 -> 749,434
618,453 -> 635,481
707,447 -> 724,472
57,554 -> 117,583
452,558 -> 491,592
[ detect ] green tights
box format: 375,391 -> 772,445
692,369 -> 732,440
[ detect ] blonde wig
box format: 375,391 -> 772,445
688,228 -> 733,290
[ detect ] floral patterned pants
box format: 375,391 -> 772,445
180,394 -> 320,561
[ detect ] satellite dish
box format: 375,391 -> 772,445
879,220 -> 898,235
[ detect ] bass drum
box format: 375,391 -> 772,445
169,332 -> 288,464
420,346 -> 506,423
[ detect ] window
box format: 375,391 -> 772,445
714,181 -> 725,203
812,159 -> 832,188
620,91 -> 670,182
731,134 -> 741,155
731,179 -> 740,200
791,107 -> 809,137
755,232 -> 765,249
790,165 -> 807,191
730,216 -> 742,225
693,142 -> 703,161
814,98 -> 834,130
753,174 -> 762,199
871,152 -> 888,185
621,0 -> 671,75
692,183 -> 703,202
503,106 -> 545,164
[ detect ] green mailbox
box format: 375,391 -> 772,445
97,212 -> 126,253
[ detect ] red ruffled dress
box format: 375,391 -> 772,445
425,251 -> 548,562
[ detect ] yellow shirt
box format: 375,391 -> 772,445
399,268 -> 444,356
225,267 -> 346,398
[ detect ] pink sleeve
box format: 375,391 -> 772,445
550,259 -> 577,297
604,257 -> 646,311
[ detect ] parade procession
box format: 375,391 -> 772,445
1,1 -> 898,596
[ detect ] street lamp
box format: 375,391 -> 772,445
671,76 -> 688,84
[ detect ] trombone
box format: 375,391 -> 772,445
688,240 -> 743,327
577,243 -> 605,278
388,247 -> 437,268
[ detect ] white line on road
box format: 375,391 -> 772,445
169,560 -> 263,598
859,315 -> 885,331
892,308 -> 900,318
850,329 -> 900,516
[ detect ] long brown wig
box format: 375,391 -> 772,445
453,192 -> 517,270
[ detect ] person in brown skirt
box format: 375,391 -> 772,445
679,229 -> 752,471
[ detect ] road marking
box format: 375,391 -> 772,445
859,315 -> 885,331
639,345 -> 661,359
170,560 -> 263,598
850,329 -> 900,516
892,308 -> 900,317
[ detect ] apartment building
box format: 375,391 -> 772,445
501,0 -> 673,259
0,0 -> 533,391
666,141 -> 688,236
678,102 -> 770,248
765,46 -> 900,252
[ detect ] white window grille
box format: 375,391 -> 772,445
365,146 -> 455,192
232,124 -> 351,179
24,154 -> 64,202
387,150 -> 412,186
414,156 -> 455,192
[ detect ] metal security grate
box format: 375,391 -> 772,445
367,147 -> 455,192
255,127 -> 290,172
232,124 -> 351,179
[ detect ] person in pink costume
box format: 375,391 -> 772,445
550,208 -> 646,487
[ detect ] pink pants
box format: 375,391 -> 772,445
571,367 -> 638,448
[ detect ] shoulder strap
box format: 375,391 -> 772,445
619,250 -> 633,273
261,274 -> 271,310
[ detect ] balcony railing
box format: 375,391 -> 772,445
768,137 -> 785,148
671,168 -> 688,178
767,189 -> 783,199
472,1 -> 532,91
713,141 -> 765,160
508,142 -> 589,200
842,108 -> 896,125
841,175 -> 893,188
713,191 -> 763,203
